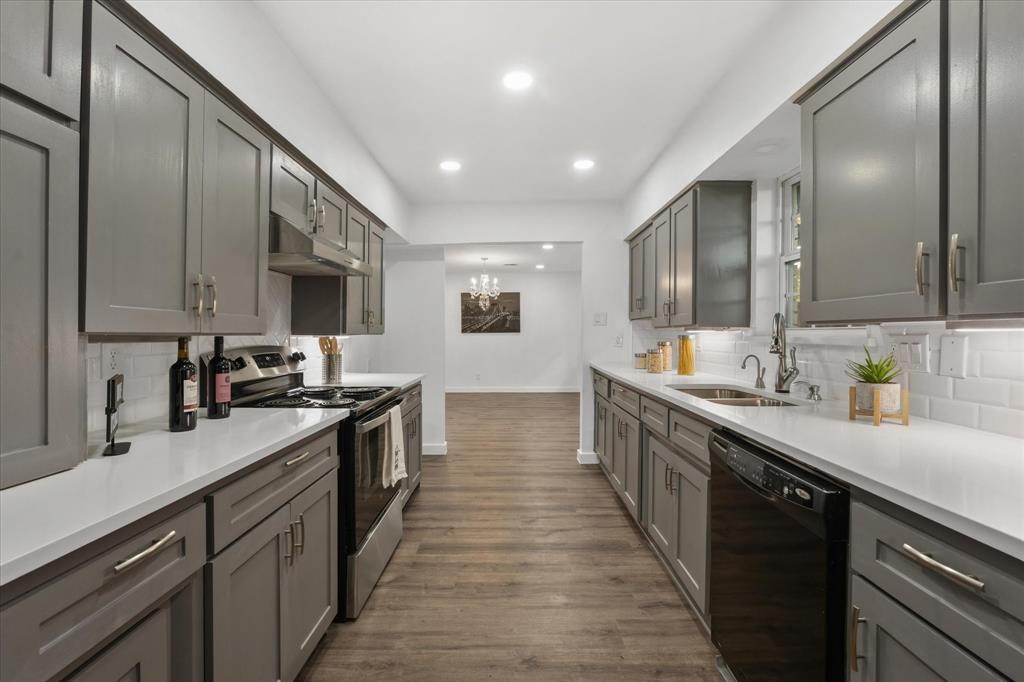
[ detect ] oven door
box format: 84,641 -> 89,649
352,405 -> 403,549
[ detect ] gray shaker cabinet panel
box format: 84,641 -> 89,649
799,0 -> 941,323
668,190 -> 695,327
0,0 -> 82,120
343,206 -> 370,335
629,225 -> 655,319
611,405 -> 640,522
85,4 -> 205,334
0,97 -> 81,489
948,0 -> 1024,317
314,183 -> 348,251
367,222 -> 386,334
850,576 -> 1004,682
652,208 -> 672,328
407,406 -> 423,496
693,183 -> 751,328
594,395 -> 610,471
282,473 -> 338,682
669,449 -> 708,614
201,93 -> 271,335
208,504 -> 291,682
67,602 -> 172,682
271,146 -> 316,233
645,436 -> 675,560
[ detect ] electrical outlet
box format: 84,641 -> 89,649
883,332 -> 929,373
613,335 -> 623,348
939,335 -> 968,378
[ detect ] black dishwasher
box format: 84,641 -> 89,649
708,430 -> 849,682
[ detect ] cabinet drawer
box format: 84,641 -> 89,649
208,429 -> 338,554
610,382 -> 640,417
592,372 -> 610,398
851,501 -> 1024,679
667,409 -> 711,464
402,384 -> 422,414
0,503 -> 205,682
66,600 -> 171,681
639,397 -> 669,438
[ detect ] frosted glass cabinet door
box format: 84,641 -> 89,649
0,97 -> 80,489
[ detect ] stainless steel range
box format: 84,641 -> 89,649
200,345 -> 407,619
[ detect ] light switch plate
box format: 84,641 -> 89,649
884,332 -> 930,373
939,335 -> 968,378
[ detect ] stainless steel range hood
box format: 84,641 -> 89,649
268,214 -> 373,277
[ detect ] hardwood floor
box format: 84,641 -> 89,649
299,393 -> 719,681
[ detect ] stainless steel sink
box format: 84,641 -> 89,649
670,386 -> 797,407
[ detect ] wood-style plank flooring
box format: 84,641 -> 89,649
299,393 -> 719,681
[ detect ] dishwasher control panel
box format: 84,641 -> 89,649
725,444 -> 815,508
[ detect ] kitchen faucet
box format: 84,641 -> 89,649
769,312 -> 800,393
740,354 -> 766,389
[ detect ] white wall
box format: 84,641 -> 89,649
624,0 -> 901,230
127,0 -> 409,235
446,271 -> 581,392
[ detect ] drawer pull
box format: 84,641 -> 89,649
284,451 -> 311,467
114,530 -> 177,574
900,543 -> 985,592
296,514 -> 305,555
849,605 -> 866,672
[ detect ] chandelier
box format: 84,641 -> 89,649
468,258 -> 500,311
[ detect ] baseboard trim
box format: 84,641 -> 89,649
576,449 -> 599,465
446,386 -> 580,394
423,442 -> 447,456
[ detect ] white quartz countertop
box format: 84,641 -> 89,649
592,362 -> 1024,562
0,408 -> 349,586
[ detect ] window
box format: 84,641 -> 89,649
780,172 -> 801,326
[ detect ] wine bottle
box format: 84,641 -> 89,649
169,337 -> 198,432
207,336 -> 231,419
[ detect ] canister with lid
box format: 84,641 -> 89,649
646,348 -> 664,373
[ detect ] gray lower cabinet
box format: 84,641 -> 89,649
628,224 -> 655,319
0,96 -> 81,489
271,146 -> 316,233
0,0 -> 82,120
645,436 -> 675,558
850,576 -> 1003,681
947,0 -> 1024,317
610,405 -> 640,521
594,395 -> 611,471
798,0 -> 941,323
67,603 -> 172,682
401,402 -> 423,507
367,222 -> 386,334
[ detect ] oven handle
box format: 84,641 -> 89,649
356,411 -> 392,434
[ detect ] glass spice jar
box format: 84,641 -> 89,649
658,340 -> 672,373
646,348 -> 663,373
634,352 -> 648,370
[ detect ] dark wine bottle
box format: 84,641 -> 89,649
169,337 -> 198,432
207,336 -> 231,419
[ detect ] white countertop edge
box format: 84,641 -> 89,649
0,409 -> 350,586
591,362 -> 1024,562
324,372 -> 425,392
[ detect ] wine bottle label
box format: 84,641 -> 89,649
183,378 -> 198,412
215,373 -> 231,404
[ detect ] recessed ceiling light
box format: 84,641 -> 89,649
541,244 -> 554,250
502,70 -> 533,91
439,160 -> 461,172
535,264 -> 545,269
573,159 -> 595,171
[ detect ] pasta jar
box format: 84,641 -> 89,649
658,341 -> 672,373
646,349 -> 664,374
678,334 -> 696,375
634,352 -> 648,370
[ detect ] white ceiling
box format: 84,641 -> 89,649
444,242 -> 582,273
256,0 -> 784,204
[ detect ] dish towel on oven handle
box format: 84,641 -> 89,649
383,405 -> 407,488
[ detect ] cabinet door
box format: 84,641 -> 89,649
594,396 -> 609,470
646,437 -> 675,559
314,183 -> 347,250
208,504 -> 291,682
652,208 -> 672,327
67,604 -> 171,682
948,0 -> 1024,316
201,94 -> 270,334
409,408 -> 423,492
850,576 -> 1004,682
367,222 -> 386,334
609,410 -> 625,492
800,1 -> 941,323
668,191 -> 694,327
283,474 -> 338,681
670,450 -> 708,613
400,411 -> 415,506
85,4 -> 204,334
0,0 -> 82,120
611,406 -> 640,521
271,146 -> 315,232
629,225 -> 654,319
694,183 -> 751,327
0,98 -> 80,489
343,206 -> 370,334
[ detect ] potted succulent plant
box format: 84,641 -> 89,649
846,347 -> 903,412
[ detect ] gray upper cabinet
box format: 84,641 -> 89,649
201,94 -> 270,334
947,0 -> 1024,317
315,183 -> 348,250
651,208 -> 672,328
0,0 -> 82,120
0,96 -> 81,489
367,222 -> 386,334
271,146 -> 316,232
668,191 -> 694,327
343,206 -> 370,335
799,0 -> 941,324
629,225 -> 655,319
85,4 -> 205,335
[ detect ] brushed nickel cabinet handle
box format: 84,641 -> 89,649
114,530 -> 177,573
670,471 -> 677,495
284,451 -> 311,467
205,275 -> 217,317
914,241 -> 929,296
284,523 -> 294,562
295,514 -> 305,555
318,205 -> 326,229
900,543 -> 985,592
309,199 -> 318,231
192,274 -> 204,319
849,605 -> 866,672
664,465 -> 671,491
948,233 -> 964,293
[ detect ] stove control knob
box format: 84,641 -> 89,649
230,357 -> 247,371
290,351 -> 306,362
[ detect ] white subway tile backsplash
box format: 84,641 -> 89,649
908,372 -> 953,399
1010,383 -> 1024,410
952,378 -> 1010,407
122,376 -> 151,401
979,351 -> 1024,381
928,398 -> 980,429
978,405 -> 1024,439
908,393 -> 929,418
